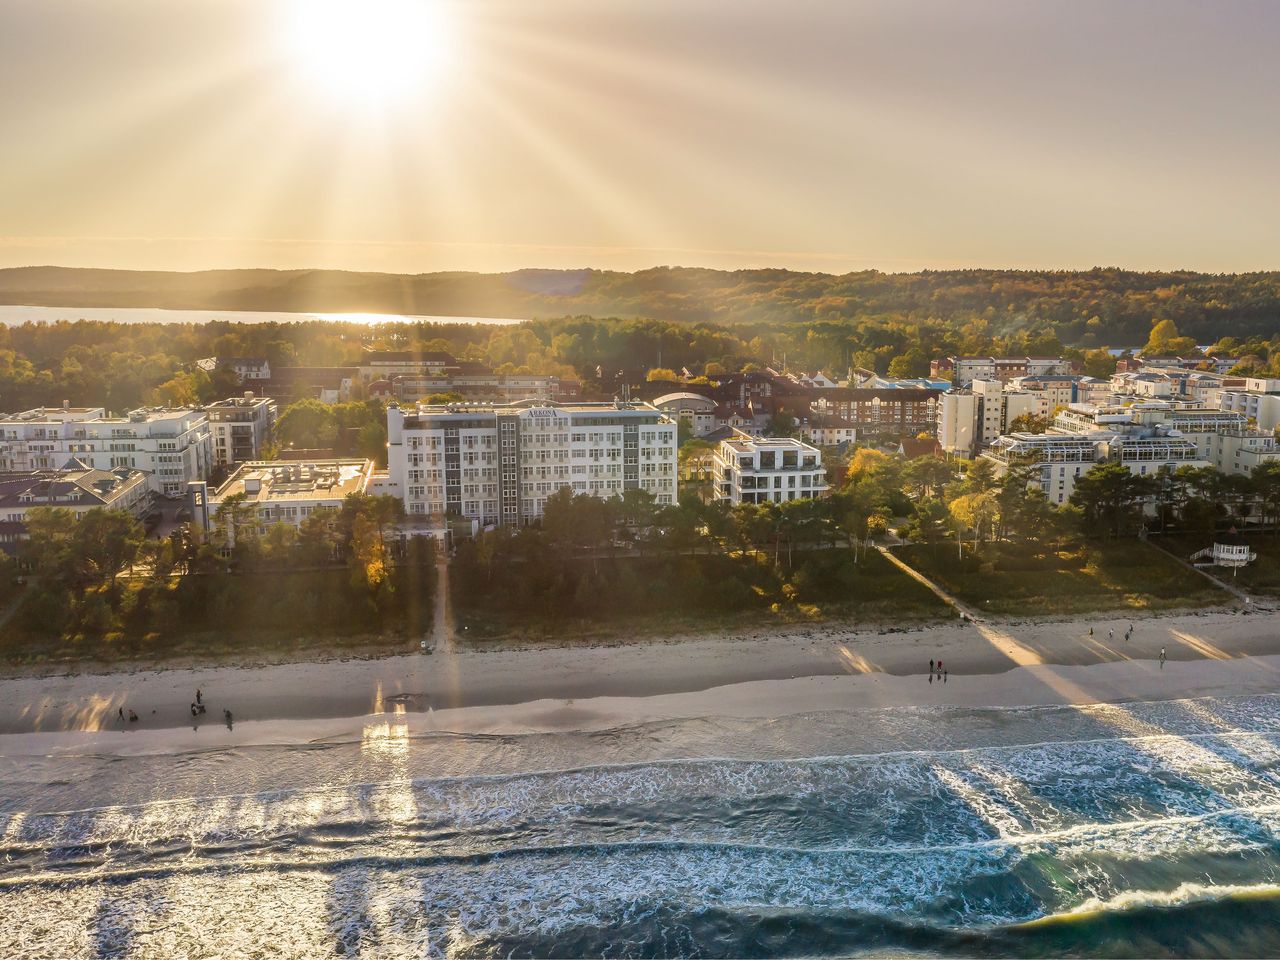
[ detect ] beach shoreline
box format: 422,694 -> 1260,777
2,607 -> 1278,742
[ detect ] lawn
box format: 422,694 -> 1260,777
1153,531 -> 1280,597
895,539 -> 1229,617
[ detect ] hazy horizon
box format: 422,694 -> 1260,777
3,0 -> 1278,276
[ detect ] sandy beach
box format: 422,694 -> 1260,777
3,607 -> 1278,747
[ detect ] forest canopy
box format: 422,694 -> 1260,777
4,266 -> 1280,411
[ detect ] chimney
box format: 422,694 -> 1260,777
243,390 -> 254,403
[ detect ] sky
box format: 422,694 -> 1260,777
1,0 -> 1278,275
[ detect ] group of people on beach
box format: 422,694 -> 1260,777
928,658 -> 947,683
117,687 -> 234,730
1090,623 -> 1136,642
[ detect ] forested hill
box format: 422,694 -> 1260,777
3,265 -> 1280,344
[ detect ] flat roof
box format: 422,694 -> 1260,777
213,459 -> 370,502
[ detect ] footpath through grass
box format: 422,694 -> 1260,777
895,539 -> 1229,617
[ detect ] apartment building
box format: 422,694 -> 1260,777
1007,374 -> 1111,416
937,380 -> 1038,456
984,400 -> 1280,506
204,392 -> 278,467
1116,355 -> 1237,375
0,405 -> 212,497
385,399 -> 678,527
0,464 -> 151,551
808,388 -> 942,437
196,356 -> 272,381
1214,377 -> 1280,432
712,433 -> 827,505
653,392 -> 719,438
931,356 -> 1072,385
190,458 -> 373,542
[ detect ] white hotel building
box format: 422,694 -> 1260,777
0,405 -> 212,497
712,433 -> 827,505
385,400 -> 678,526
983,401 -> 1280,506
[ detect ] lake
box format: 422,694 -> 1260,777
0,305 -> 526,327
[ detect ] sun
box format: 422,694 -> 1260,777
278,0 -> 453,107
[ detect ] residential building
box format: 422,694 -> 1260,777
1116,355 -> 1237,375
653,392 -> 719,438
984,429 -> 1207,506
1214,377 -> 1280,432
809,388 -> 942,438
357,349 -> 458,383
1008,374 -> 1106,417
931,356 -> 1072,385
984,400 -> 1280,506
937,380 -> 1038,457
857,374 -> 952,391
802,415 -> 858,447
0,405 -> 212,497
204,392 -> 278,467
385,399 -> 678,527
0,463 -> 151,552
189,458 -> 374,542
197,357 -> 272,381
255,366 -> 356,404
712,433 -> 827,505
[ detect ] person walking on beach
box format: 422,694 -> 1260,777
944,668 -> 948,683
118,706 -> 124,722
1108,629 -> 1113,642
929,659 -> 935,674
1160,647 -> 1166,668
1089,627 -> 1094,637
196,688 -> 202,706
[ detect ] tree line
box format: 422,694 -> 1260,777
6,493 -> 435,655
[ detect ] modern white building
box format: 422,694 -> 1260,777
1214,377 -> 1280,432
385,399 -> 678,527
937,380 -> 1039,457
0,405 -> 212,497
712,433 -> 827,505
190,458 -> 374,542
983,400 -> 1280,506
204,392 -> 278,467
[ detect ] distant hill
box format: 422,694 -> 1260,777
2,264 -> 1280,344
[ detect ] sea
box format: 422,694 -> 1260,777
5,693 -> 1280,958
0,305 -> 524,327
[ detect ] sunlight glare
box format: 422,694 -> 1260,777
279,0 -> 452,107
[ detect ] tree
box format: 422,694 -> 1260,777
1008,412 -> 1051,433
1068,462 -> 1157,537
275,399 -> 339,451
646,367 -> 679,383
886,348 -> 928,379
949,491 -> 999,548
1252,461 -> 1280,529
1143,319 -> 1199,357
764,412 -> 796,437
